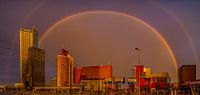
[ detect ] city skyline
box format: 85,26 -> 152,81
0,0 -> 200,83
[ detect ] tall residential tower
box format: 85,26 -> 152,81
57,49 -> 74,87
20,27 -> 45,87
20,27 -> 38,83
28,47 -> 45,87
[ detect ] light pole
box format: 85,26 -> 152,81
135,48 -> 142,65
135,48 -> 142,95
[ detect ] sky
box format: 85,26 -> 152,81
0,0 -> 200,83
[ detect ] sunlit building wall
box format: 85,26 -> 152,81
57,49 -> 74,87
20,27 -> 38,83
68,54 -> 74,86
28,47 -> 45,87
133,65 -> 144,86
74,67 -> 82,83
80,79 -> 105,91
148,72 -> 170,88
74,65 -> 112,84
132,65 -> 170,89
144,67 -> 151,77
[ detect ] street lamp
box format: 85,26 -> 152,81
135,48 -> 142,65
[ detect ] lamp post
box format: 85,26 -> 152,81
135,48 -> 142,95
135,48 -> 142,65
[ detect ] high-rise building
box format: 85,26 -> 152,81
28,47 -> 45,87
20,27 -> 38,83
57,49 -> 74,87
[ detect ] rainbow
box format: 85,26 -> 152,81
151,1 -> 199,66
39,11 -> 178,81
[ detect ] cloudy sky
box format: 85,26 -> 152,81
0,0 -> 200,83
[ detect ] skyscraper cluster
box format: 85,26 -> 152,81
19,27 -> 75,88
20,27 -> 45,87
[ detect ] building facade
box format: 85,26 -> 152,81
74,65 -> 112,91
132,65 -> 170,91
57,49 -> 74,87
28,47 -> 45,87
74,65 -> 112,84
20,27 -> 38,83
148,72 -> 170,89
178,65 -> 196,83
133,65 -> 145,86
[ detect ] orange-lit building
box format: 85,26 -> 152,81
133,65 -> 145,86
20,27 -> 38,83
132,65 -> 170,89
148,72 -> 170,89
74,65 -> 112,84
57,49 -> 74,87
